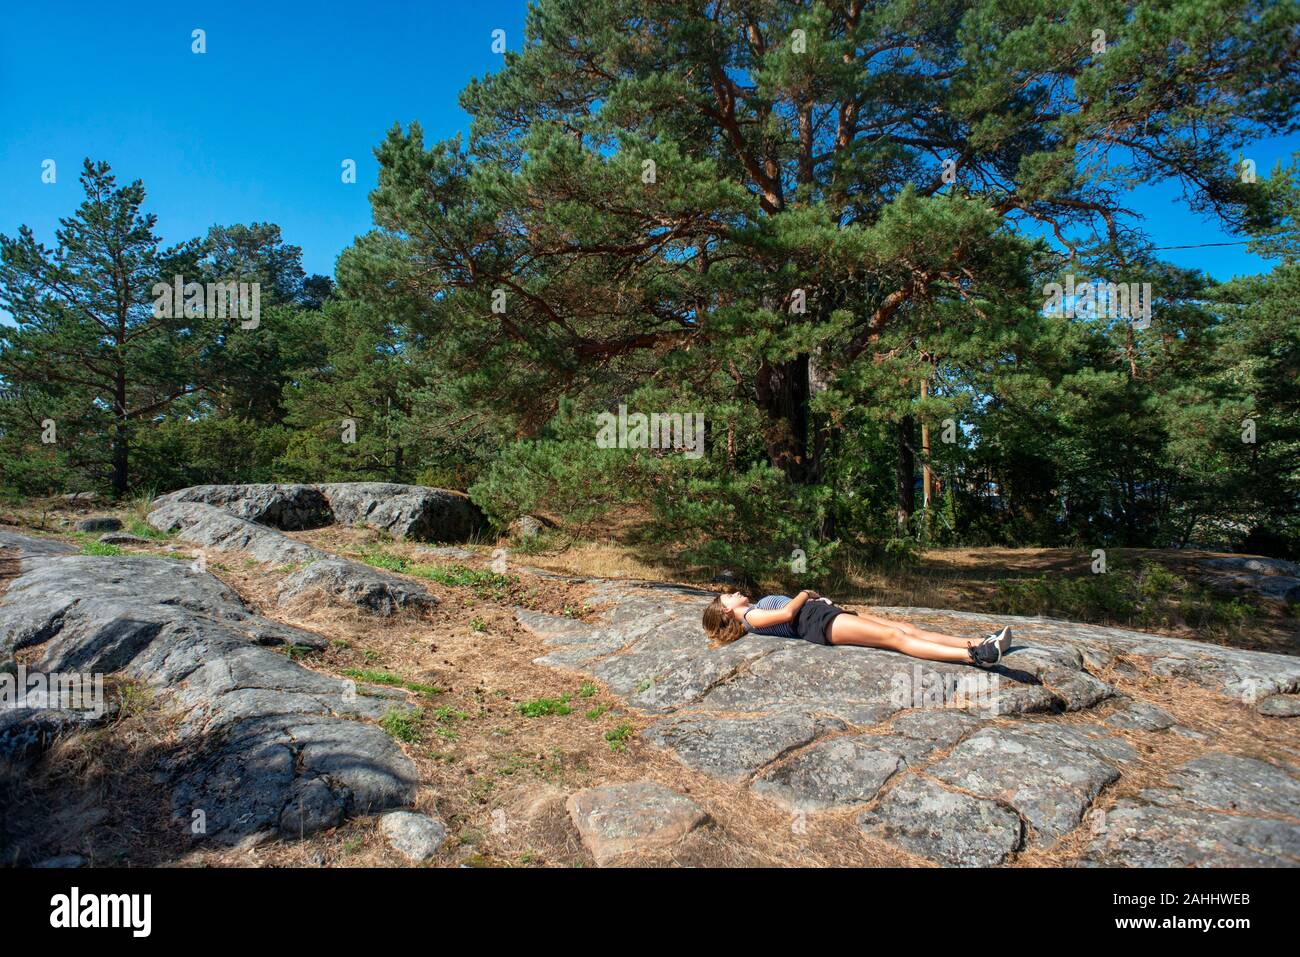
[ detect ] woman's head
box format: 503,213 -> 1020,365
702,592 -> 748,646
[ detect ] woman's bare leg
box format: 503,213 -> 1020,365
827,615 -> 972,663
854,614 -> 974,649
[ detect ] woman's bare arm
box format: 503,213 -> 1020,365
742,591 -> 813,629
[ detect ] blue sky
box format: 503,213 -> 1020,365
1,0 -> 1295,301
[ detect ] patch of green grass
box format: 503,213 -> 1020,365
409,563 -> 512,590
604,722 -> 634,752
578,682 -> 599,698
356,548 -> 409,572
635,678 -> 653,693
80,540 -> 122,556
584,705 -> 609,720
431,706 -> 469,741
127,517 -> 169,540
356,553 -> 516,598
342,668 -> 442,697
992,559 -> 1256,633
470,616 -> 488,633
380,708 -> 421,743
516,695 -> 573,717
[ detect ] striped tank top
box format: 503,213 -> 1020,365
742,595 -> 798,639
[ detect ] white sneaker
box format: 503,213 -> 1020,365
983,626 -> 1012,656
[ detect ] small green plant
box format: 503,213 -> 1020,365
578,682 -> 598,698
380,708 -> 421,743
470,616 -> 487,633
584,705 -> 609,720
604,723 -> 634,752
431,706 -> 469,741
880,536 -> 921,568
114,681 -> 152,718
80,540 -> 122,556
516,695 -> 573,717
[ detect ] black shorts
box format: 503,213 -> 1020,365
793,600 -> 856,645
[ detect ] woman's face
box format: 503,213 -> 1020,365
719,592 -> 749,617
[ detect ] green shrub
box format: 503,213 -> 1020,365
650,461 -> 839,583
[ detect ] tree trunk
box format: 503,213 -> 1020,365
755,354 -> 814,483
112,369 -> 129,499
920,378 -> 931,509
895,416 -> 915,534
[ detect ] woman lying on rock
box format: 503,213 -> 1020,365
701,590 -> 1011,666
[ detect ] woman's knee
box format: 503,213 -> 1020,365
877,626 -> 910,648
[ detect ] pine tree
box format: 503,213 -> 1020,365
364,0 -> 1299,534
0,160 -> 204,496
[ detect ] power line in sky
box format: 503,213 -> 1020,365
1149,240 -> 1254,251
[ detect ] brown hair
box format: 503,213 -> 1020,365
702,595 -> 745,647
